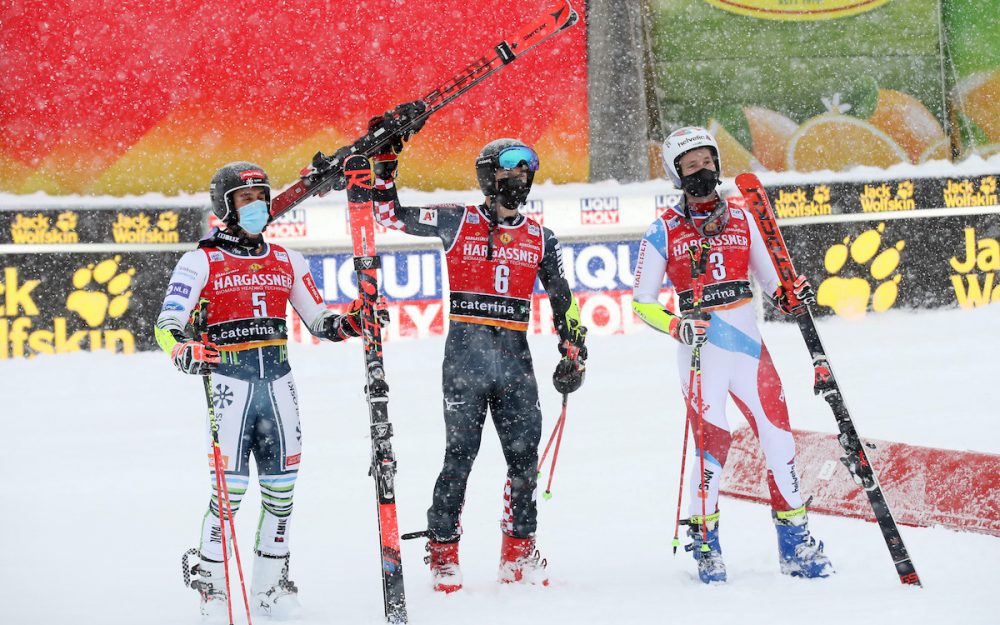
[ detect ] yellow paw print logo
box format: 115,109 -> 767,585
157,211 -> 178,231
813,185 -> 830,204
982,176 -> 997,196
897,180 -> 914,200
55,211 -> 78,232
817,223 -> 904,318
65,256 -> 136,327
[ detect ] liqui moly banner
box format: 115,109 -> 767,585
288,239 -> 677,343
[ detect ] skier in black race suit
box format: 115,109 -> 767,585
371,135 -> 587,592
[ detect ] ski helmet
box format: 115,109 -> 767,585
209,161 -> 271,223
661,126 -> 721,188
475,138 -> 539,201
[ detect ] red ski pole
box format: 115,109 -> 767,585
194,300 -> 253,625
537,396 -> 567,474
541,394 -> 570,500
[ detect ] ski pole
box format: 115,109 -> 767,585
541,394 -> 570,500
537,397 -> 566,475
686,241 -> 711,554
670,393 -> 691,554
193,300 -> 253,625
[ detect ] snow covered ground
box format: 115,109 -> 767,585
4,303 -> 998,624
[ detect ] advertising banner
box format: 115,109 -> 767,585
783,211 -> 1000,317
0,207 -> 205,246
722,427 -> 1000,537
647,0 -> 958,173
0,1 -> 588,196
289,239 -> 674,343
766,173 -> 999,218
0,252 -> 181,359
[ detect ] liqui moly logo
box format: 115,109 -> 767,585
580,197 -> 620,225
266,208 -> 307,238
317,251 -> 443,303
655,192 -> 682,218
522,199 -> 544,224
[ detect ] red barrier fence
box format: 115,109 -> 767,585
721,427 -> 1000,536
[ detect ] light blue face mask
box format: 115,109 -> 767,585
237,199 -> 269,234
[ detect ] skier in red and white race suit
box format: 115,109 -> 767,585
155,162 -> 377,620
370,135 -> 587,592
631,127 -> 833,583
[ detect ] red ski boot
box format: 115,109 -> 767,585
498,534 -> 548,586
426,540 -> 463,593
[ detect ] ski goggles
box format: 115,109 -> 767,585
496,145 -> 539,172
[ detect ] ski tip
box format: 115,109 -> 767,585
565,7 -> 580,28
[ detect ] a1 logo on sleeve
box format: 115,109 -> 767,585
419,209 -> 438,226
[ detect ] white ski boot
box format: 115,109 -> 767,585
183,549 -> 229,623
251,551 -> 301,619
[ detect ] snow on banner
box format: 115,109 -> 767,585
721,427 -> 1000,537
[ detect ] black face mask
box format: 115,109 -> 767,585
495,176 -> 532,210
679,167 -> 720,198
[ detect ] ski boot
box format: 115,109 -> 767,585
685,513 -> 727,584
250,551 -> 302,618
774,506 -> 834,578
426,540 -> 463,593
498,534 -> 549,586
183,548 -> 228,622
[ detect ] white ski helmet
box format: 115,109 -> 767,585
661,126 -> 721,188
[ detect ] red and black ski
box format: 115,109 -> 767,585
735,172 -> 922,588
269,0 -> 579,221
345,154 -> 407,622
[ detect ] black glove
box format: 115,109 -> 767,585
557,317 -> 588,362
325,297 -> 389,341
772,275 -> 815,316
554,318 -> 587,394
553,355 -> 586,394
368,100 -> 428,155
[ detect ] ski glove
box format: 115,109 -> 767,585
772,275 -> 815,316
368,100 -> 428,155
553,355 -> 586,394
557,297 -> 588,361
171,340 -> 220,375
325,297 -> 390,341
669,313 -> 711,346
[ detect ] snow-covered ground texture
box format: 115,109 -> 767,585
4,304 -> 998,624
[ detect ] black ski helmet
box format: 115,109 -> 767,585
475,138 -> 538,198
209,161 -> 271,223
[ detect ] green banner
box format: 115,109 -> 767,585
647,0 -> 959,173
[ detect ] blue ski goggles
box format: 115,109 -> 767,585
496,145 -> 539,172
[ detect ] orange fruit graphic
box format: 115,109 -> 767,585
953,69 -> 1000,142
867,89 -> 946,163
707,118 -> 759,177
787,114 -> 908,172
743,106 -> 798,171
707,106 -> 797,173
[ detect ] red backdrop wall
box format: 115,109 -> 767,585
0,0 -> 588,195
